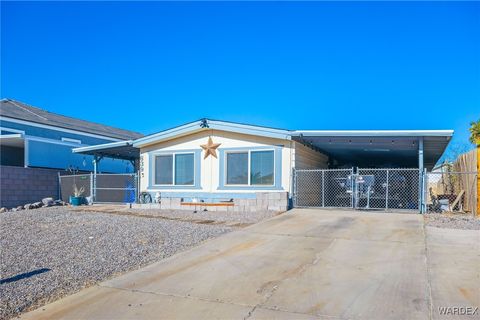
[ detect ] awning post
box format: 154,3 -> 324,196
92,155 -> 103,201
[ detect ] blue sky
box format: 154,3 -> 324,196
1,2 -> 479,157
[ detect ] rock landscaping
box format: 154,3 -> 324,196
0,206 -> 241,319
424,212 -> 480,230
1,198 -> 66,213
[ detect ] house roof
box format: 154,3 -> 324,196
0,98 -> 143,140
72,117 -> 454,169
132,118 -> 292,147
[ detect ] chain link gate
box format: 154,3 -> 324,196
355,168 -> 420,210
293,168 -> 421,211
59,173 -> 137,204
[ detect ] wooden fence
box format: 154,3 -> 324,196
452,149 -> 477,214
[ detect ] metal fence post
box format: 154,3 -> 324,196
321,170 -> 325,208
90,172 -> 94,204
385,170 -> 389,211
57,172 -> 61,201
351,168 -> 355,209
134,173 -> 138,205
292,168 -> 297,207
93,171 -> 96,202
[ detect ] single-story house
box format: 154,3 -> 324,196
74,118 -> 453,213
0,98 -> 143,208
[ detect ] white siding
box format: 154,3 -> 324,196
139,130 -> 293,193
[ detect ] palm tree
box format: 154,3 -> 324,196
469,120 -> 480,145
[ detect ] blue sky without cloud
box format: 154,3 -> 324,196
1,2 -> 479,158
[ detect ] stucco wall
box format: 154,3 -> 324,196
139,129 -> 294,195
293,142 -> 329,169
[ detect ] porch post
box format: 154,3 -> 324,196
418,138 -> 424,213
93,155 -> 103,202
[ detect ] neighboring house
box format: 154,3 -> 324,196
0,98 -> 143,171
74,119 -> 453,212
0,98 -> 143,208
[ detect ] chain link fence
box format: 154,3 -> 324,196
425,171 -> 477,215
59,173 -> 137,204
59,174 -> 92,202
94,173 -> 136,203
294,169 -> 354,208
294,168 -> 420,211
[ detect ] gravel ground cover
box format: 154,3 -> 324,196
424,213 -> 480,230
0,207 -> 233,319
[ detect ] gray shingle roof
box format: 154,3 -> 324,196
0,98 -> 143,140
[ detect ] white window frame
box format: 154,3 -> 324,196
224,149 -> 275,187
61,137 -> 81,144
153,152 -> 195,187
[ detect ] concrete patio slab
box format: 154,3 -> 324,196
426,227 -> 480,320
20,209 -> 479,320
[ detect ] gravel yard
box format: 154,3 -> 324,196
424,212 -> 480,230
0,206 -> 237,319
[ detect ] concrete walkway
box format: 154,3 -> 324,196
21,209 -> 479,320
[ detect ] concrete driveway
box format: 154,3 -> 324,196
21,209 -> 479,320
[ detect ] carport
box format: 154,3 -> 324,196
291,130 -> 454,212
291,130 -> 453,171
62,141 -> 140,203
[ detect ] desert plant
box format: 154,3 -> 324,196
72,184 -> 85,197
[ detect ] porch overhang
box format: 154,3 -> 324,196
0,133 -> 24,147
72,140 -> 139,161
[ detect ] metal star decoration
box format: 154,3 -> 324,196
200,137 -> 221,159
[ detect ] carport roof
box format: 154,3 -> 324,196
291,130 -> 453,170
72,119 -> 453,170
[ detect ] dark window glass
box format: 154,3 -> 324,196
250,151 -> 274,185
226,152 -> 248,184
175,153 -> 194,185
155,155 -> 173,185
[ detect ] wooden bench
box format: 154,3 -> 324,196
181,202 -> 234,207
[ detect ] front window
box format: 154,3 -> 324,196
250,150 -> 274,185
225,150 -> 274,186
154,153 -> 194,186
226,152 -> 248,184
174,153 -> 194,185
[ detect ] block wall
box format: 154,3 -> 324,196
132,192 -> 289,213
0,165 -> 63,208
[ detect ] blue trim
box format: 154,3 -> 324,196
148,149 -> 202,190
149,192 -> 257,200
218,146 -> 283,191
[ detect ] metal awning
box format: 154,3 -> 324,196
72,140 -> 139,161
291,130 -> 453,170
0,133 -> 24,148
